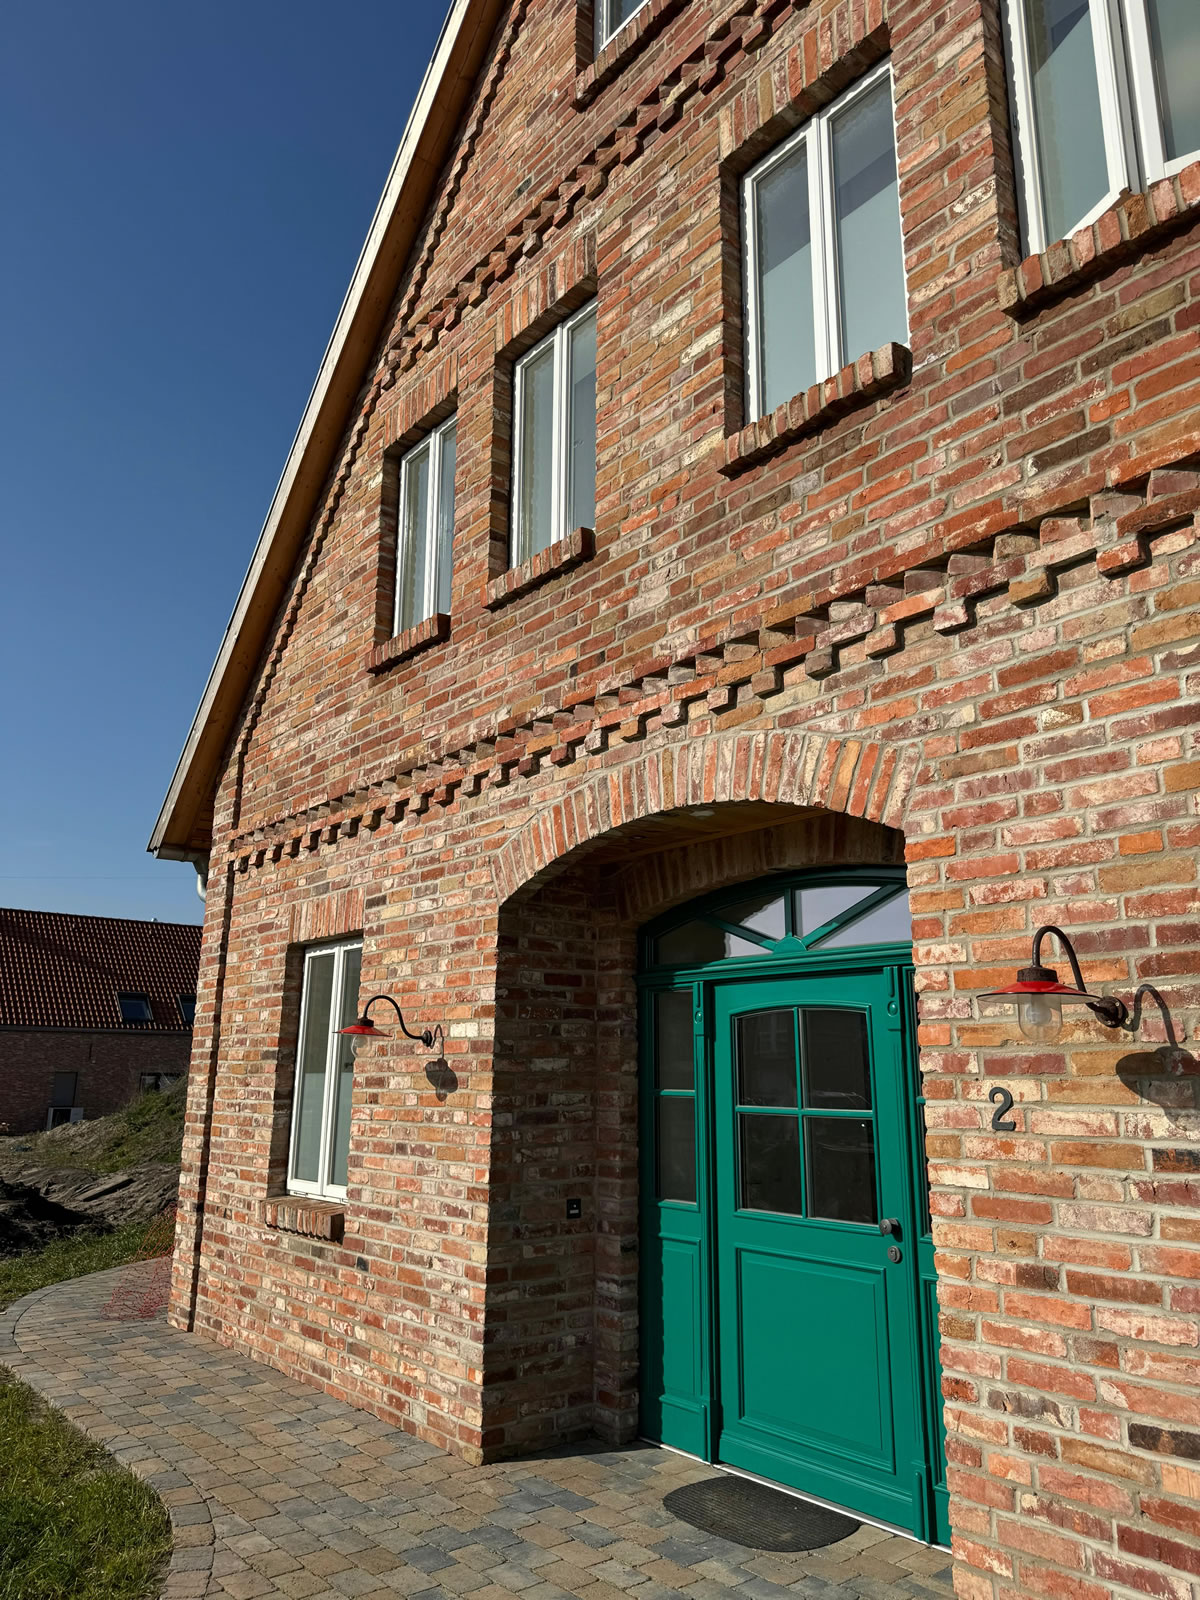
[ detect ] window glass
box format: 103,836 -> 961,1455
569,308 -> 597,532
435,421 -> 457,615
1146,0 -> 1200,162
739,1114 -> 802,1214
722,891 -> 786,942
178,994 -> 196,1025
293,951 -> 335,1186
117,992 -> 153,1023
794,884 -> 871,937
657,1097 -> 696,1202
517,342 -> 556,560
754,141 -> 815,412
1024,0 -> 1109,241
596,0 -> 649,49
655,989 -> 694,1091
398,442 -> 431,632
655,918 -> 727,967
805,1117 -> 877,1223
832,76 -> 906,361
802,1009 -> 871,1110
51,1072 -> 77,1107
815,891 -> 912,949
328,946 -> 361,1190
736,1010 -> 798,1108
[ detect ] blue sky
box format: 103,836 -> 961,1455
0,2 -> 448,925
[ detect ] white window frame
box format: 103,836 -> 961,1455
394,414 -> 456,637
742,60 -> 907,425
1005,0 -> 1200,256
511,299 -> 596,565
594,0 -> 650,52
286,938 -> 361,1201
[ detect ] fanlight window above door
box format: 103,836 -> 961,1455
650,878 -> 911,969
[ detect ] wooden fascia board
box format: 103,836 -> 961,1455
149,0 -> 503,859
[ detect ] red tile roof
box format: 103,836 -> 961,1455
0,909 -> 202,1032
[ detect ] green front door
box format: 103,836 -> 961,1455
639,871 -> 947,1544
711,970 -> 924,1531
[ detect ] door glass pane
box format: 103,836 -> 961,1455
723,891 -> 785,942
739,1114 -> 802,1214
655,918 -> 726,967
752,140 -> 815,414
293,952 -> 335,1184
802,1009 -> 871,1110
736,1010 -> 798,1107
655,989 -> 694,1091
434,421 -> 457,615
517,342 -> 555,560
805,1117 -> 877,1224
816,891 -> 912,949
1024,0 -> 1109,241
794,883 -> 875,937
329,947 -> 361,1190
568,309 -> 597,532
1147,0 -> 1200,162
658,1097 -> 696,1203
832,76 -> 906,361
398,444 -> 430,631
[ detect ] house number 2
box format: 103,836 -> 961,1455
989,1086 -> 1017,1132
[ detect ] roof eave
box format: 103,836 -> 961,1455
149,0 -> 501,858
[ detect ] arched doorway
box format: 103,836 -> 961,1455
638,868 -> 948,1543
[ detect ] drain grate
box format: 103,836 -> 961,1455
663,1474 -> 860,1552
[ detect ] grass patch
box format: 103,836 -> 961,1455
2,1088 -> 185,1176
0,1223 -> 155,1313
0,1368 -> 171,1600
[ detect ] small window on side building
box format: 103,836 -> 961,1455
178,994 -> 196,1026
511,301 -> 597,564
396,414 -> 457,634
594,0 -> 650,51
287,939 -> 362,1200
742,62 -> 907,423
117,991 -> 154,1023
1005,0 -> 1200,254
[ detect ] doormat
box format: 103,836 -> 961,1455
663,1475 -> 860,1552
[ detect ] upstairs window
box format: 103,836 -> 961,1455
1005,0 -> 1200,253
117,991 -> 153,1023
396,414 -> 457,634
178,994 -> 196,1026
743,63 -> 907,423
594,0 -> 649,51
512,301 -> 597,564
287,939 -> 361,1200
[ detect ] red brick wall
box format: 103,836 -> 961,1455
167,0 -> 1200,1594
0,1030 -> 192,1134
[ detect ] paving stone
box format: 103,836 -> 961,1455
0,1268 -> 954,1600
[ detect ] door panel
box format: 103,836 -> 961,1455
713,972 -> 927,1532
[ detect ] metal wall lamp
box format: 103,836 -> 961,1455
980,924 -> 1129,1044
339,994 -> 435,1055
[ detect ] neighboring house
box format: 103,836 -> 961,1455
0,909 -> 201,1133
152,2 -> 1200,1595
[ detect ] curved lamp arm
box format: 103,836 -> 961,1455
1030,925 -> 1128,1028
361,994 -> 434,1048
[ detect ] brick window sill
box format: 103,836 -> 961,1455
574,0 -> 687,108
718,343 -> 912,478
999,160 -> 1200,320
262,1196 -> 345,1242
365,612 -> 450,675
486,526 -> 595,609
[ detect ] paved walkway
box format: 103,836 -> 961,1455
1,1264 -> 954,1600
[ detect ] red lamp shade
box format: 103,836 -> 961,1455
339,1015 -> 388,1055
979,977 -> 1096,1004
981,967 -> 1102,1044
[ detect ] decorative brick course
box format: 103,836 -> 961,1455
261,1196 -> 345,1241
165,2 -> 1200,1598
365,612 -> 451,674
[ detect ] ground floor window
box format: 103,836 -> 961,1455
287,939 -> 362,1199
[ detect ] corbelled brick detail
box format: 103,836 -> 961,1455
261,1197 -> 345,1241
167,1 -> 1200,1596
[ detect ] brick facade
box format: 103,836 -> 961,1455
164,2 -> 1200,1596
0,1029 -> 193,1134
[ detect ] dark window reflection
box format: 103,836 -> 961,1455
655,990 -> 694,1091
737,1009 -> 798,1107
805,1117 -> 877,1224
740,1113 -> 802,1214
802,1009 -> 871,1110
658,1097 -> 696,1203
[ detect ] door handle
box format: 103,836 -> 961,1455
879,1217 -> 901,1237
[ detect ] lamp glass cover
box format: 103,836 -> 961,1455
1016,991 -> 1063,1044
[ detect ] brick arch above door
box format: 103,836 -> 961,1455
491,729 -> 925,905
